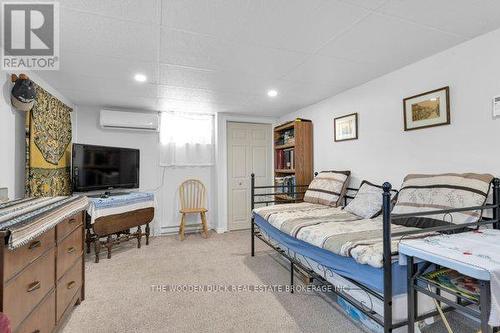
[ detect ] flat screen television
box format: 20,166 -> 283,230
72,144 -> 140,192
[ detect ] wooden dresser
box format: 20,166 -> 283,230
0,210 -> 85,333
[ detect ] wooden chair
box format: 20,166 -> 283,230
178,179 -> 209,240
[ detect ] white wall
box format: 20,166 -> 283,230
0,71 -> 75,200
75,106 -> 216,235
280,27 -> 500,189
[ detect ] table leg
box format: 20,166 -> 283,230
106,235 -> 113,259
94,239 -> 101,263
145,223 -> 150,245
85,228 -> 93,254
480,280 -> 491,333
435,264 -> 441,308
137,225 -> 142,248
407,256 -> 416,333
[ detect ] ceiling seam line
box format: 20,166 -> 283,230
61,2 -> 465,41
275,9 -> 377,82
61,6 -> 160,26
372,11 -> 466,39
163,27 -> 311,56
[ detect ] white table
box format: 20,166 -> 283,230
399,230 -> 500,333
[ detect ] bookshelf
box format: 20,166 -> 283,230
274,118 -> 313,201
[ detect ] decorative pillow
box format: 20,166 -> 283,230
303,171 -> 350,207
391,173 -> 494,226
344,180 -> 397,219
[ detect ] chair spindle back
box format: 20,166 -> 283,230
179,179 -> 206,210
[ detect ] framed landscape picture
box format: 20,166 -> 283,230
334,113 -> 358,142
403,86 -> 450,131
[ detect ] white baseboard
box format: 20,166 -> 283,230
159,224 -> 212,235
215,227 -> 227,234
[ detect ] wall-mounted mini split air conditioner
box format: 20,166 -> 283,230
100,109 -> 159,131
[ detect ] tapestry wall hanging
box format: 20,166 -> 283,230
25,84 -> 73,197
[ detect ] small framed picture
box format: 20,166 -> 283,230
334,113 -> 358,142
403,86 -> 450,131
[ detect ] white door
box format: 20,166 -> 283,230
227,122 -> 272,230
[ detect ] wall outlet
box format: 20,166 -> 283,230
0,188 -> 8,202
493,95 -> 500,118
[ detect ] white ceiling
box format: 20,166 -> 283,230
36,0 -> 500,116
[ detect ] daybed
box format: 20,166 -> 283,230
251,172 -> 500,333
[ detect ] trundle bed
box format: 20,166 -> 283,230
250,172 -> 500,333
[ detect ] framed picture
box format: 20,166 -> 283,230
403,86 -> 450,131
334,113 -> 358,142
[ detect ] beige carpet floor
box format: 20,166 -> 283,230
61,230 -> 477,333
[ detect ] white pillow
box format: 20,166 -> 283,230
303,171 -> 350,207
392,173 -> 493,225
344,181 -> 395,219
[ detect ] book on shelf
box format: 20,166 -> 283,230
274,176 -> 296,199
421,268 -> 480,302
276,148 -> 294,170
276,150 -> 283,169
276,128 -> 295,146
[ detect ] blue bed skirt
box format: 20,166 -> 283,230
254,213 -> 407,295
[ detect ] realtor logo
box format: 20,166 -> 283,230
2,2 -> 60,70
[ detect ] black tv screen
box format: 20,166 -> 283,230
72,144 -> 140,192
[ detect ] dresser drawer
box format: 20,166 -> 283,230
56,227 -> 83,280
15,290 -> 55,333
56,260 -> 82,322
4,228 -> 55,282
3,249 -> 55,330
56,213 -> 83,243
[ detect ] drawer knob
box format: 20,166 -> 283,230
67,281 -> 76,290
68,218 -> 76,224
67,246 -> 76,253
27,281 -> 41,292
28,240 -> 41,250
32,330 -> 40,333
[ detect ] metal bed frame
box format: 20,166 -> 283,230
250,173 -> 500,333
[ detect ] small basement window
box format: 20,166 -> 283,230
159,112 -> 214,166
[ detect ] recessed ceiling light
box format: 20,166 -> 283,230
267,89 -> 278,97
134,73 -> 147,82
